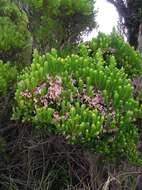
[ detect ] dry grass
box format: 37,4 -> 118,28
0,123 -> 142,190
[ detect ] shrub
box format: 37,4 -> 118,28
13,49 -> 139,161
78,32 -> 142,77
0,61 -> 17,126
0,0 -> 32,68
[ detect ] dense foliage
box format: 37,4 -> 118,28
0,61 -> 17,125
78,32 -> 142,77
0,0 -> 32,67
16,0 -> 96,51
0,1 -> 142,189
13,48 -> 139,161
81,32 -> 142,122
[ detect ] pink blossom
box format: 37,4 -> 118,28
47,76 -> 62,100
21,90 -> 32,98
48,83 -> 62,99
34,83 -> 46,94
111,111 -> 116,119
41,98 -> 48,107
78,89 -> 115,118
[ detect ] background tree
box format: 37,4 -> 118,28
107,0 -> 142,49
0,0 -> 32,68
15,0 -> 97,52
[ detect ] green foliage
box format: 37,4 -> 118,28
0,61 -> 17,125
19,0 -> 96,51
0,0 -> 32,68
0,61 -> 17,95
79,32 -> 142,77
0,17 -> 28,51
13,49 -> 139,161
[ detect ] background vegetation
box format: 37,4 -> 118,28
0,0 -> 142,189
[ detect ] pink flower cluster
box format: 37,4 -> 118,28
78,89 -> 115,118
47,75 -> 62,100
34,83 -> 47,94
21,76 -> 62,109
40,76 -> 62,108
53,111 -> 69,122
21,90 -> 32,98
21,75 -> 115,121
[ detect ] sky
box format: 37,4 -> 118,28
84,0 -> 119,41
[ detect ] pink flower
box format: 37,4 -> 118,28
78,89 -> 116,117
34,83 -> 46,94
47,76 -> 62,100
111,111 -> 116,119
21,90 -> 32,98
41,98 -> 48,107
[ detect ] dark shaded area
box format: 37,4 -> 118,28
0,123 -> 142,189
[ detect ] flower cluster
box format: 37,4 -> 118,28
21,75 -> 62,109
21,90 -> 32,98
78,88 -> 115,118
47,75 -> 62,100
34,83 -> 47,95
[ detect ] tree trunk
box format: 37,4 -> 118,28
126,21 -> 140,49
107,0 -> 142,49
138,23 -> 142,55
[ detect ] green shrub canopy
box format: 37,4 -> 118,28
0,0 -> 32,66
13,49 -> 139,161
0,61 -> 17,94
0,61 -> 17,125
19,0 -> 96,51
78,32 -> 142,77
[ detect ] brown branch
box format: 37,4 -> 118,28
0,123 -> 17,134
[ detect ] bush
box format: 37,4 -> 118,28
0,0 -> 32,68
13,49 -> 139,161
78,32 -> 142,77
0,61 -> 17,126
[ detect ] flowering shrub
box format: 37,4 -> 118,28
13,49 -> 139,161
78,32 -> 142,77
0,61 -> 17,125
